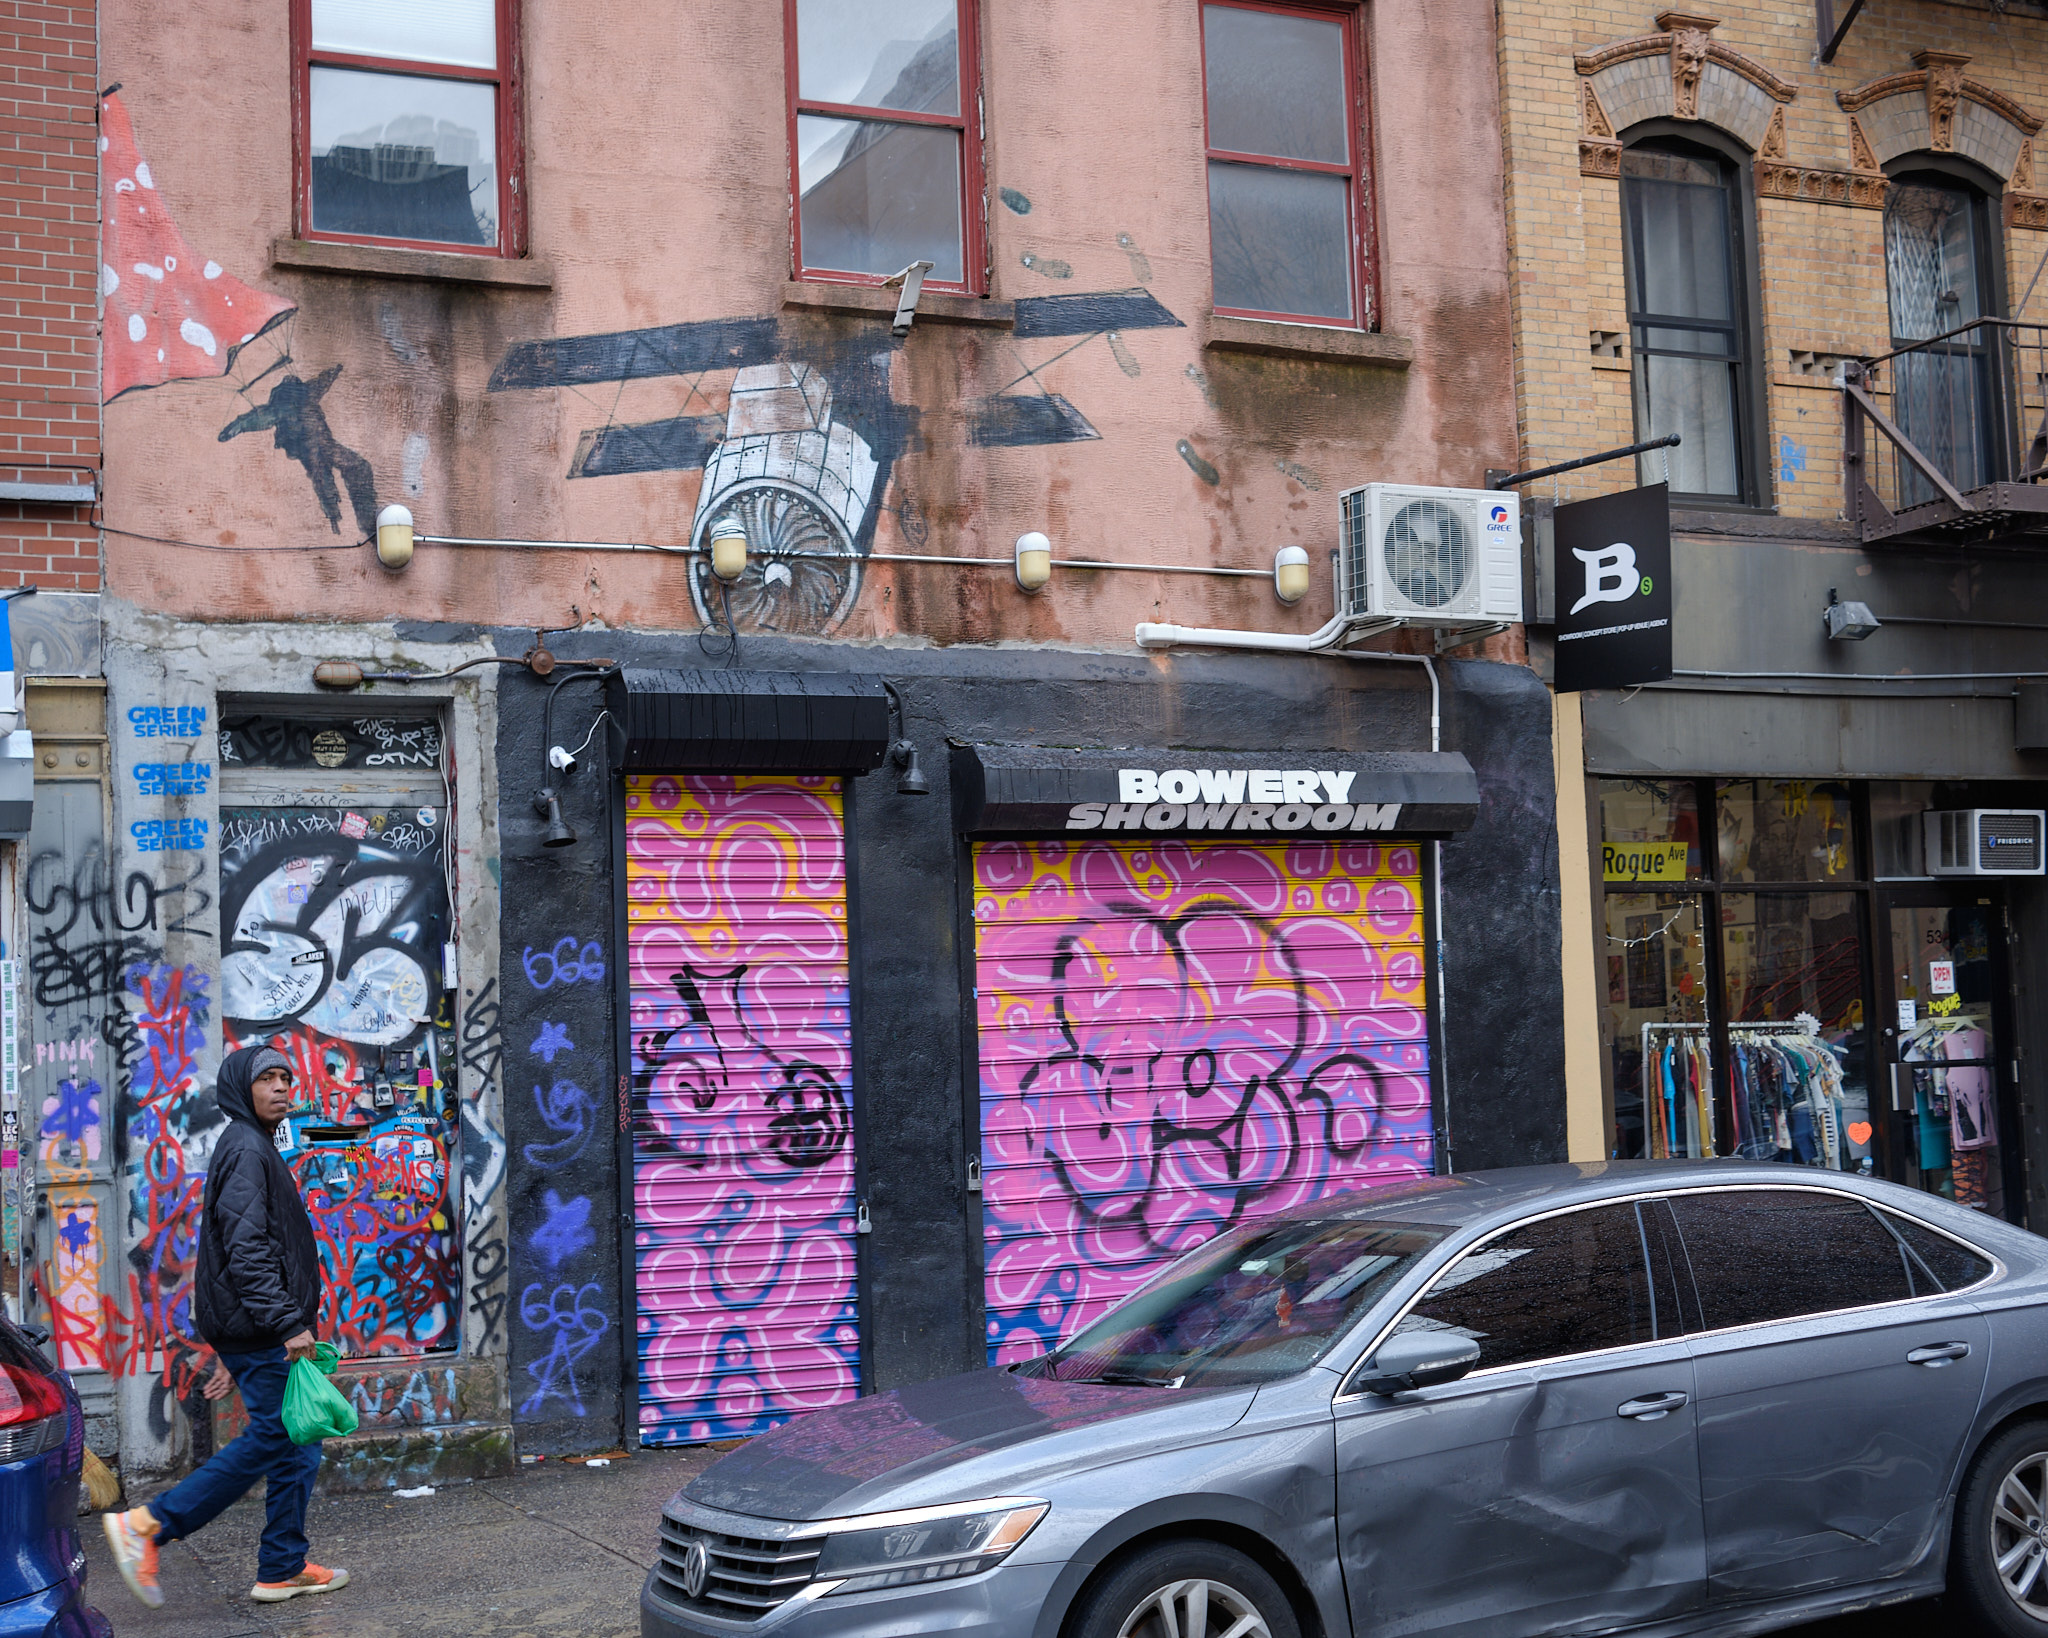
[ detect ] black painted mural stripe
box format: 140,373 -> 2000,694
966,394 -> 1102,448
569,415 -> 724,479
489,318 -> 784,391
1010,288 -> 1185,339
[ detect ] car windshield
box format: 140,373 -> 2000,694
1021,1216 -> 1447,1389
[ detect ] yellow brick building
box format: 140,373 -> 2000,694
1501,0 -> 2048,1225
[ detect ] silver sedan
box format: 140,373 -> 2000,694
642,1161 -> 2048,1638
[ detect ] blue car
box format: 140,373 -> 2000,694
0,1312 -> 109,1638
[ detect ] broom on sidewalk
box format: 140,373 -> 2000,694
81,1448 -> 121,1511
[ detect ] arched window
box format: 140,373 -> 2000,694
1620,134 -> 1762,504
1883,172 -> 2003,500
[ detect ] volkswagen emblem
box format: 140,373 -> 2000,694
681,1539 -> 711,1600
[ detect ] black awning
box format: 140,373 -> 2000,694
609,668 -> 890,772
952,744 -> 1481,837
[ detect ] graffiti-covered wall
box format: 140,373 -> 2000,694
28,601 -> 508,1485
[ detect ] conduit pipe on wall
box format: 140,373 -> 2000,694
414,536 -> 1272,579
1133,611 -> 1453,1172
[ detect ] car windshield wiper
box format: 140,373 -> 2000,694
1060,1368 -> 1185,1388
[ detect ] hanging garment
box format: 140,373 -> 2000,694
1943,1027 -> 1997,1151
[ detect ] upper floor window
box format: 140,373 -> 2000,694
789,0 -> 982,293
1620,142 -> 1757,503
296,0 -> 523,255
1201,1 -> 1370,329
1884,176 -> 2001,501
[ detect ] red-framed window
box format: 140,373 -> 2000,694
785,0 -> 985,295
1200,1 -> 1374,328
291,0 -> 526,256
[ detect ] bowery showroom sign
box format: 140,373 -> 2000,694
1067,768 -> 1403,832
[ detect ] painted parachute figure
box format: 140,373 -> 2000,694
101,87 -> 381,537
99,90 -> 295,402
219,367 -> 380,538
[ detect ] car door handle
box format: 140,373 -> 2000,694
1908,1342 -> 1972,1366
1617,1391 -> 1690,1421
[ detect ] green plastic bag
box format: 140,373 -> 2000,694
282,1342 -> 357,1445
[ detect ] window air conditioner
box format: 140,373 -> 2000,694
1924,809 -> 2046,876
1338,485 -> 1523,623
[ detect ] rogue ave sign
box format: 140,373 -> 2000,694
1067,768 -> 1403,832
950,745 -> 1482,836
1553,483 -> 1673,693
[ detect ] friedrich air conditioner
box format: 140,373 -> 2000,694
1338,485 -> 1523,623
1925,809 -> 2046,876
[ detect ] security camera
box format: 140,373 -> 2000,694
548,744 -> 577,774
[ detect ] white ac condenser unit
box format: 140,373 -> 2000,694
1925,809 -> 2046,876
1338,484 -> 1523,624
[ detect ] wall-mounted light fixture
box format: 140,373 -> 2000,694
881,681 -> 929,796
376,504 -> 415,570
1822,587 -> 1881,641
1273,545 -> 1311,605
1014,532 -> 1052,593
709,516 -> 749,582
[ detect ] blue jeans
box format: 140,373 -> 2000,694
149,1345 -> 324,1582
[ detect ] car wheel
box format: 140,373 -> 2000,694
1953,1422 -> 2048,1635
1068,1541 -> 1300,1638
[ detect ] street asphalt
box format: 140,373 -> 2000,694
79,1448 -> 1948,1638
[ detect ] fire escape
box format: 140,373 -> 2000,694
1841,320 -> 2048,548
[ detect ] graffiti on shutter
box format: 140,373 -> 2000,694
626,775 -> 858,1443
974,837 -> 1432,1363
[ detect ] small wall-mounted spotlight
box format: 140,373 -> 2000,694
534,788 -> 576,847
376,504 -> 415,570
1822,587 -> 1881,641
1274,545 -> 1311,605
891,740 -> 929,795
710,516 -> 749,582
1015,531 -> 1052,593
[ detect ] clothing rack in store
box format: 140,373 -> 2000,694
1639,1016 -> 1825,1162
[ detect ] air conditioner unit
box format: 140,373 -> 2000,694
1338,485 -> 1522,624
1925,809 -> 2046,876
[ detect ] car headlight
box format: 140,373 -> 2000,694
815,1499 -> 1049,1595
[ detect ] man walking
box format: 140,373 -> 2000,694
102,1043 -> 350,1606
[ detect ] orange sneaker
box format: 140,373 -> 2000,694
250,1562 -> 349,1602
101,1507 -> 164,1608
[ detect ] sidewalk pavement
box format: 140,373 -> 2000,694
82,1444 -> 1945,1638
83,1447 -> 720,1638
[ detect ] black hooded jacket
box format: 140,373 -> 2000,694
193,1045 -> 322,1351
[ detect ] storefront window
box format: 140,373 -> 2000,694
1716,779 -> 1858,882
1598,777 -> 2022,1223
1718,891 -> 1873,1172
1599,778 -> 1702,884
1605,891 -> 1713,1158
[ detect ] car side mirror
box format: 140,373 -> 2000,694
1357,1330 -> 1481,1396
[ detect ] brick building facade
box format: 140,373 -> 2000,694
0,0 -> 96,584
1500,0 -> 2048,1220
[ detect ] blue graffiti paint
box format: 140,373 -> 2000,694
529,1021 -> 573,1064
522,1079 -> 599,1168
529,1190 -> 594,1271
521,939 -> 605,991
130,818 -> 210,852
132,763 -> 211,797
58,1212 -> 93,1256
517,1282 -> 610,1417
127,705 -> 208,738
1779,435 -> 1807,485
43,1078 -> 101,1142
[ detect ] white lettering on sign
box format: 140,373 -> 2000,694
1569,541 -> 1641,615
1069,802 -> 1401,833
1118,768 -> 1367,808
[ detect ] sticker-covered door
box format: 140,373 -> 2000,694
218,716 -> 458,1357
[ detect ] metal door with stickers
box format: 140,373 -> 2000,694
217,714 -> 459,1356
